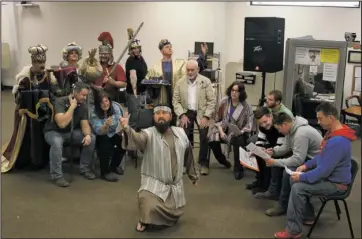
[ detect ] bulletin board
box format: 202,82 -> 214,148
352,65 -> 362,97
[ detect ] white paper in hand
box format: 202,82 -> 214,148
246,143 -> 271,160
284,166 -> 301,175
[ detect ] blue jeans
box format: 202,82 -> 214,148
286,180 -> 345,235
44,130 -> 96,180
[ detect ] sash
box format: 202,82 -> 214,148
18,89 -> 54,122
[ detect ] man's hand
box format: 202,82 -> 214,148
219,130 -> 227,140
119,112 -> 130,129
69,94 -> 78,109
296,164 -> 307,173
180,114 -> 190,128
265,158 -> 276,167
199,117 -> 209,129
264,148 -> 273,156
291,172 -> 301,182
82,134 -> 92,146
103,76 -> 116,85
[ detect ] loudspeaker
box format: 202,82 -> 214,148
243,17 -> 285,73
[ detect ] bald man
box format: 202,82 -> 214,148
172,60 -> 216,175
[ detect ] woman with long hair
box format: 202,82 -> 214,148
208,81 -> 255,180
90,90 -> 126,182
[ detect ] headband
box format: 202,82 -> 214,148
154,106 -> 172,114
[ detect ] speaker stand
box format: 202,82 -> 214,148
258,72 -> 267,107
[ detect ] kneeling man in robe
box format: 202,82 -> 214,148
119,105 -> 199,232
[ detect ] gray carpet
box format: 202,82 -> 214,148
1,90 -> 361,238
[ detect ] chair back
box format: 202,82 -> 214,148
344,159 -> 359,198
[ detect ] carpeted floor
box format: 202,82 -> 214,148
1,90 -> 361,238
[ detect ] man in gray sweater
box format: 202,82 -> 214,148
256,112 -> 323,217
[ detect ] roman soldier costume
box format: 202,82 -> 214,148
2,44 -> 56,172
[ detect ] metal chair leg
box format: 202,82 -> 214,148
342,199 -> 355,238
135,150 -> 138,169
69,147 -> 74,182
307,200 -> 327,238
334,200 -> 341,220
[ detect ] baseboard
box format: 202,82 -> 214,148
1,85 -> 12,91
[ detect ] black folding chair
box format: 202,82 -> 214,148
307,159 -> 359,238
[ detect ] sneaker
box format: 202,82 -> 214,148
255,190 -> 279,200
81,171 -> 96,180
101,173 -> 118,182
274,230 -> 302,238
54,178 -> 70,187
265,204 -> 287,217
200,166 -> 209,175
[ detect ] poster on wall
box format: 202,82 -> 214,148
295,47 -> 321,65
323,63 -> 338,82
321,49 -> 340,64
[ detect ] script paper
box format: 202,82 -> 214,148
284,166 -> 301,175
239,147 -> 259,172
246,143 -> 271,160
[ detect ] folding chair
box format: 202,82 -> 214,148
307,159 -> 359,238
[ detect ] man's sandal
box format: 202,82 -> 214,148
135,221 -> 148,232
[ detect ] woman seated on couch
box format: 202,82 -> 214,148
90,90 -> 126,182
208,81 -> 255,180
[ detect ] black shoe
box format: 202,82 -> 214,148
234,170 -> 244,180
220,159 -> 232,169
246,181 -> 258,190
101,173 -> 118,182
251,187 -> 267,194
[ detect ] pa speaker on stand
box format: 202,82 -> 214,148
243,17 -> 285,106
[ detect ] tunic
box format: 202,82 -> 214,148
122,126 -> 199,226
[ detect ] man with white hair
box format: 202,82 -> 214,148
172,60 -> 216,175
119,104 -> 199,232
145,40 -> 208,125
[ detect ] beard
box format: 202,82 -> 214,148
154,119 -> 171,134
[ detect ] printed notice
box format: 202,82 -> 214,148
309,65 -> 318,75
323,63 -> 338,82
295,47 -> 321,65
239,147 -> 259,172
321,49 -> 340,64
355,78 -> 361,92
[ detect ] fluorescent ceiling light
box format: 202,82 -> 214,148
251,2 -> 360,8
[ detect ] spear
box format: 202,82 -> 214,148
109,21 -> 144,76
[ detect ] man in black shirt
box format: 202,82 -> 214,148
125,28 -> 148,96
44,82 -> 96,187
247,107 -> 286,195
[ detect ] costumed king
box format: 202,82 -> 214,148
54,42 -> 84,98
2,44 -> 56,172
145,39 -> 208,124
119,105 -> 199,232
90,32 -> 127,102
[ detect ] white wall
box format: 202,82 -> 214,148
225,2 -> 361,103
2,1 -> 360,103
1,2 -> 226,86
